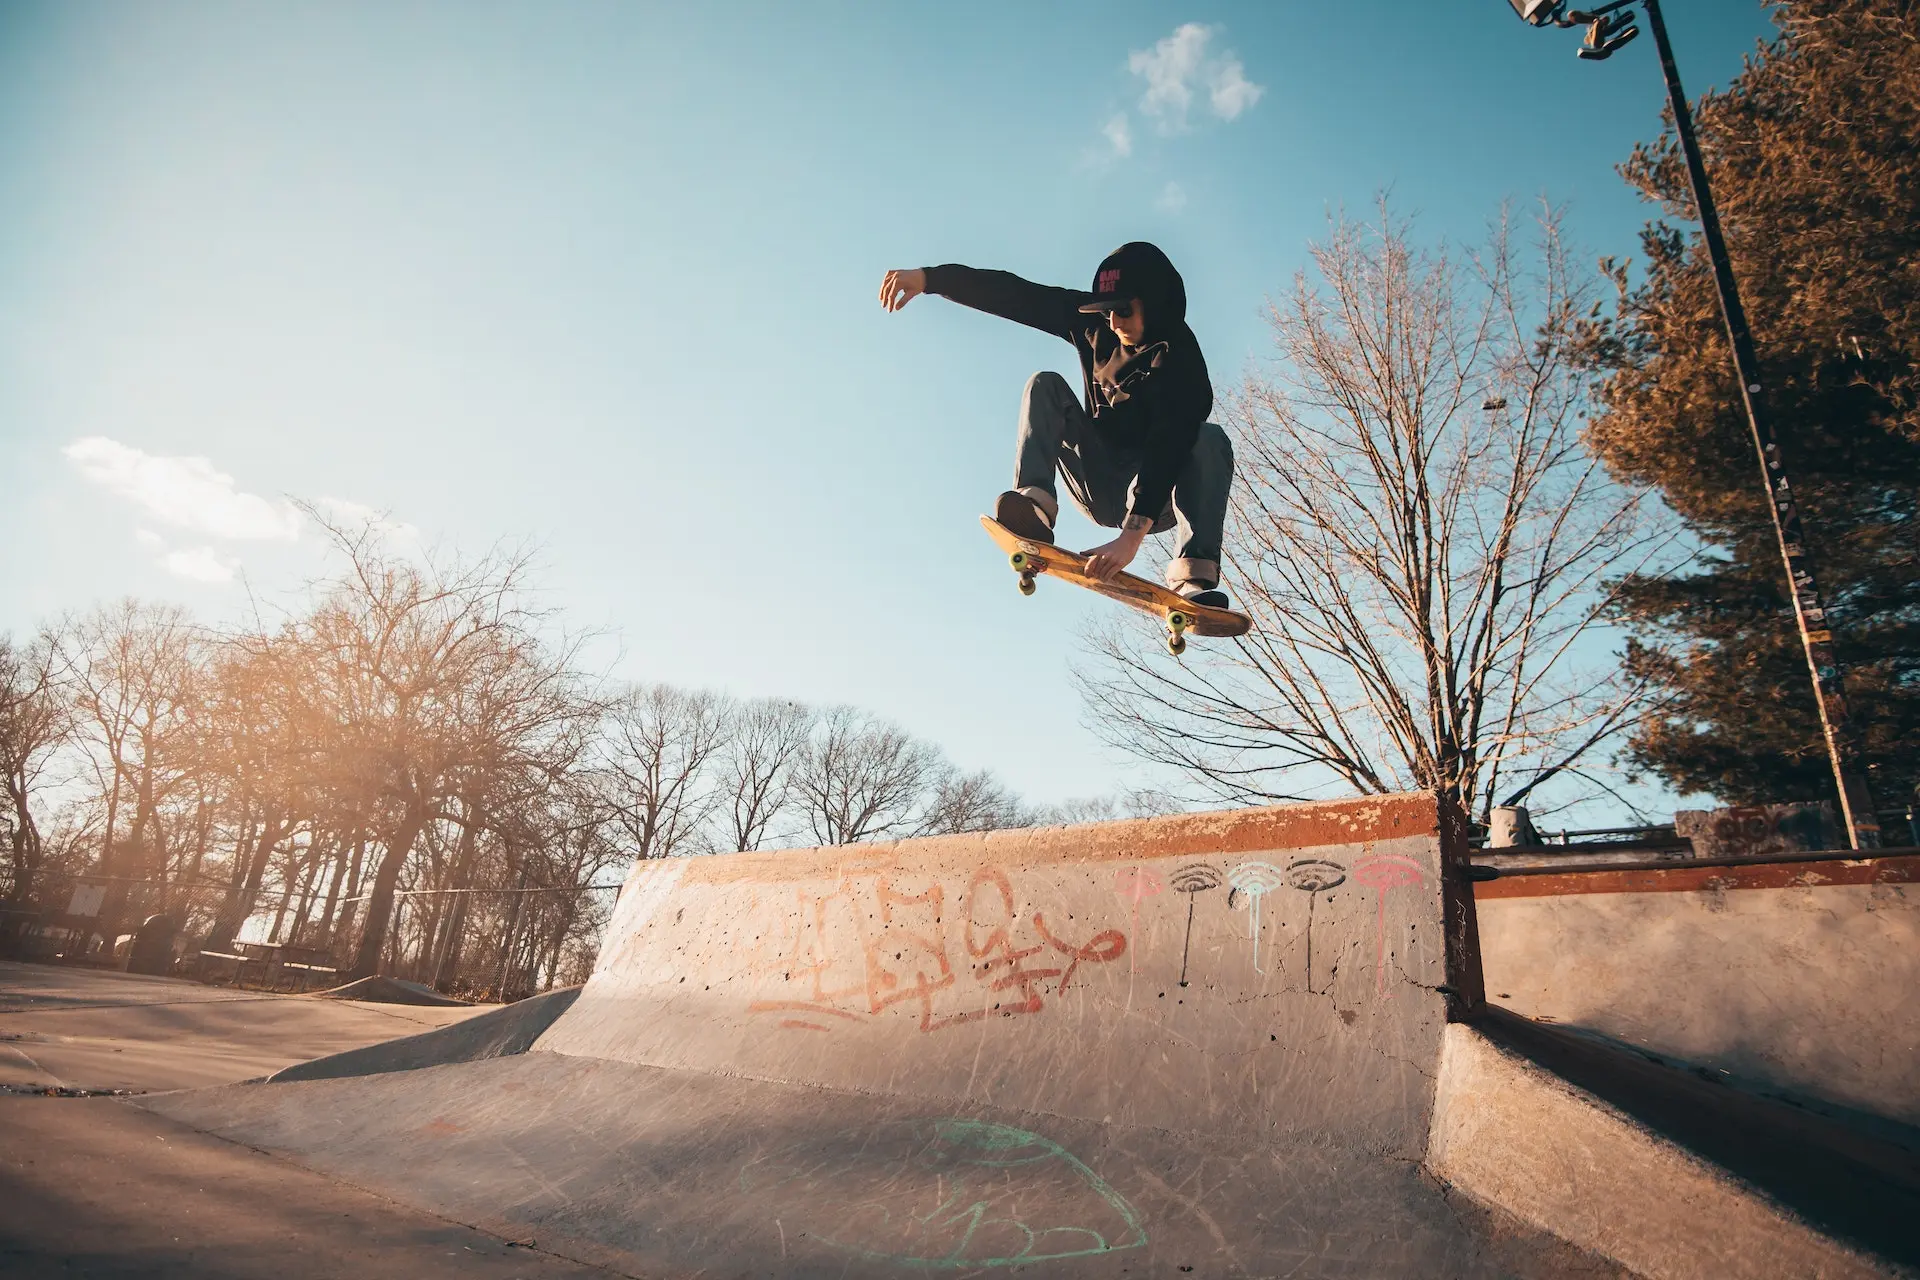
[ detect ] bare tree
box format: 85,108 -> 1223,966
197,626 -> 324,948
297,513 -> 596,980
712,698 -> 812,851
58,601 -> 204,935
917,768 -> 1030,835
1027,789 -> 1180,826
791,706 -> 941,845
602,684 -> 729,860
0,629 -> 72,906
1082,204 -> 1675,820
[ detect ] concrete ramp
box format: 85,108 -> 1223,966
538,792 -> 1479,1155
267,985 -> 581,1083
142,795 -> 1622,1278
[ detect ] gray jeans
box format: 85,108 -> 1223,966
1014,370 -> 1232,590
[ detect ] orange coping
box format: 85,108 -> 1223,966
681,791 -> 1443,885
1474,853 -> 1920,900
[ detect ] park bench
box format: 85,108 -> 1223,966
197,943 -> 340,991
279,960 -> 340,992
195,950 -> 260,986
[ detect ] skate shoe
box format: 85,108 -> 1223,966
993,490 -> 1055,544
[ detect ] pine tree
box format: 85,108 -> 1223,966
1582,0 -> 1920,806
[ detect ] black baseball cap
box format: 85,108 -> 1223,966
1077,241 -> 1184,315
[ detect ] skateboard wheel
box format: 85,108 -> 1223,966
1168,611 -> 1191,632
1018,574 -> 1037,597
1167,633 -> 1187,657
1009,551 -> 1031,573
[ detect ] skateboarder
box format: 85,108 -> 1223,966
879,242 -> 1232,608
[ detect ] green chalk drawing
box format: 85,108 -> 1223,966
740,1117 -> 1147,1269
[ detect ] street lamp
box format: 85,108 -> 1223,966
1510,0 -> 1640,56
1511,0 -> 1883,849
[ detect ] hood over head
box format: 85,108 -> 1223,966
1078,241 -> 1188,331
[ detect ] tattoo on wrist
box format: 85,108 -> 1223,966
1121,514 -> 1153,533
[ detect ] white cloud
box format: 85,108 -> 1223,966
313,495 -> 421,543
64,437 -> 301,541
1209,60 -> 1263,120
1127,23 -> 1265,132
313,495 -> 382,525
1103,113 -> 1133,158
1129,23 -> 1209,125
1156,181 -> 1188,213
161,546 -> 237,583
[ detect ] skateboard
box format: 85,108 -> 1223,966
981,516 -> 1252,656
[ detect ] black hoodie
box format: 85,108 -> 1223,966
923,243 -> 1212,523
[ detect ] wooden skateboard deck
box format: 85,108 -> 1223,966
981,516 -> 1252,655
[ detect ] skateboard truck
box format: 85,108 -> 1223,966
1009,549 -> 1193,655
1008,550 -> 1039,596
1165,610 -> 1190,657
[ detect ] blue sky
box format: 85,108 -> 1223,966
0,1 -> 1777,812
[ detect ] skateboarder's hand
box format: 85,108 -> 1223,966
1085,527 -> 1147,582
878,268 -> 926,312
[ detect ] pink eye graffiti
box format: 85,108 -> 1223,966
1112,866 -> 1164,974
1351,852 -> 1425,998
1113,865 -> 1164,904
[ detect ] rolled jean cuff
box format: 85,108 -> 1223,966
1166,557 -> 1220,590
1016,486 -> 1059,526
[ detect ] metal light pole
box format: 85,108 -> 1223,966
1511,0 -> 1881,848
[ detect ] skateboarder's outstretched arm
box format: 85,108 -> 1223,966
878,265 -> 1087,342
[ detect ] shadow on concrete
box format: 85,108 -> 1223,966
1468,1004 -> 1920,1270
0,1097 -> 613,1279
145,1050 -> 1625,1279
269,986 -> 581,1082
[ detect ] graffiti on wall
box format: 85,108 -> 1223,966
700,843 -> 1431,1031
1112,866 -> 1163,974
1350,852 -> 1424,998
1169,862 -> 1222,986
740,867 -> 1126,1034
1284,858 -> 1347,992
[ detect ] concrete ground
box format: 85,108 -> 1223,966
0,961 -> 490,1093
0,1097 -> 623,1278
0,961 -> 618,1278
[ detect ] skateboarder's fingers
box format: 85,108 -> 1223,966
879,269 -> 921,311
